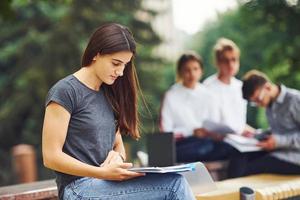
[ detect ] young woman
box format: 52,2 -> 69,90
42,23 -> 195,200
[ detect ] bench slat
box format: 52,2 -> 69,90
0,179 -> 57,200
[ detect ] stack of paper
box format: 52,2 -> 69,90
202,120 -> 235,135
129,163 -> 196,173
224,134 -> 262,152
202,120 -> 263,152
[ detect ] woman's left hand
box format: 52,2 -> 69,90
100,150 -> 124,167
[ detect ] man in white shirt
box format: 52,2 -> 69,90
203,38 -> 254,134
160,52 -> 238,162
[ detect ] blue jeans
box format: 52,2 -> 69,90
228,151 -> 300,178
63,173 -> 195,200
176,137 -> 239,163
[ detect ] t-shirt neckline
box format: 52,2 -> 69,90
71,74 -> 102,93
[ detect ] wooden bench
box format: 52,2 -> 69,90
196,174 -> 300,200
3,174 -> 299,200
0,179 -> 58,200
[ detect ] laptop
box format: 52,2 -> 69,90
146,132 -> 176,167
146,133 -> 216,195
181,162 -> 216,195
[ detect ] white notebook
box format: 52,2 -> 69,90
202,120 -> 236,135
224,133 -> 262,152
130,162 -> 216,195
128,163 -> 195,173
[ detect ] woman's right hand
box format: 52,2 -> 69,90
99,162 -> 145,181
100,150 -> 124,167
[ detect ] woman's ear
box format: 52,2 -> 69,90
92,53 -> 100,62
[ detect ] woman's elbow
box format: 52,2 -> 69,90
43,152 -> 52,169
42,150 -> 58,169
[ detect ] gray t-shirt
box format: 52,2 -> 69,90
45,75 -> 116,198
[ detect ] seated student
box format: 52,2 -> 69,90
229,70 -> 300,177
42,23 -> 195,200
203,38 -> 254,135
160,52 -> 237,163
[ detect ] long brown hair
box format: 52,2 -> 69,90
82,23 -> 140,139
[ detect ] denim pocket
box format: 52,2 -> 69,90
71,177 -> 92,191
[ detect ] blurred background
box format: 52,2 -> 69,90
0,0 -> 300,186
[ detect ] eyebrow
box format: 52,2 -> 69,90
112,58 -> 128,64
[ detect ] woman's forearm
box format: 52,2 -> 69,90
43,150 -> 105,179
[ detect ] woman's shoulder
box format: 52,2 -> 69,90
47,75 -> 80,103
45,75 -> 80,113
49,75 -> 80,93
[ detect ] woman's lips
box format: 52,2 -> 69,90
110,75 -> 117,80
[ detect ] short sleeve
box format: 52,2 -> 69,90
45,80 -> 76,114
